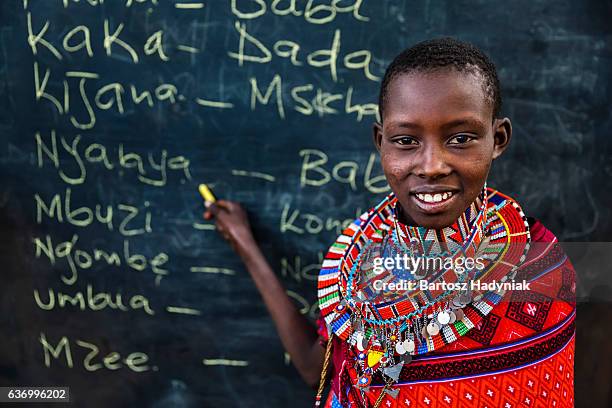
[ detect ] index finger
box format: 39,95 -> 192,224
214,200 -> 236,212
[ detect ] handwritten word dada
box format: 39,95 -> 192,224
230,23 -> 379,82
230,0 -> 368,25
35,130 -> 191,187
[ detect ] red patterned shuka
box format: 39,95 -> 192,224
316,188 -> 576,408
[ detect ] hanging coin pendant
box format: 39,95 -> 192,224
404,339 -> 415,353
395,341 -> 407,355
448,311 -> 457,324
437,311 -> 450,325
421,325 -> 430,338
454,309 -> 465,320
427,321 -> 440,336
356,333 -> 366,351
452,296 -> 463,308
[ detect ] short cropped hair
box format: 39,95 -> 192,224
378,37 -> 502,120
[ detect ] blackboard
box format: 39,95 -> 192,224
0,1 -> 610,407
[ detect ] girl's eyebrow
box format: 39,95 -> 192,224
387,121 -> 423,130
440,117 -> 485,130
386,117 -> 485,131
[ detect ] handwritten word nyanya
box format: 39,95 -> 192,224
39,332 -> 152,372
35,130 -> 191,186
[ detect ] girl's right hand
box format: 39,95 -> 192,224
203,200 -> 255,255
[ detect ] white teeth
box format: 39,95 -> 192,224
416,192 -> 453,203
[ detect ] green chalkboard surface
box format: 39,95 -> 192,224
0,1 -> 610,407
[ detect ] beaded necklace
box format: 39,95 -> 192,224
317,187 -> 531,404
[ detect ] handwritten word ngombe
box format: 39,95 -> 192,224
33,234 -> 169,285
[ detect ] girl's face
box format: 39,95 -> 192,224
373,69 -> 512,230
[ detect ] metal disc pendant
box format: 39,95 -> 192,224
421,325 -> 430,338
448,311 -> 457,324
403,339 -> 415,353
437,311 -> 450,325
452,296 -> 463,308
395,341 -> 407,355
356,333 -> 366,351
454,309 -> 465,320
426,321 -> 440,336
460,293 -> 472,304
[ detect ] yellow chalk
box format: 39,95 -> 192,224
198,184 -> 216,204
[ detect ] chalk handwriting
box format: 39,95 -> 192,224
39,332 -> 152,371
35,130 -> 192,186
33,234 -> 169,285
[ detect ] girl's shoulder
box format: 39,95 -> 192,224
527,217 -> 558,242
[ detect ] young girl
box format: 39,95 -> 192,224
205,38 -> 576,408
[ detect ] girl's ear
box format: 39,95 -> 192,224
372,121 -> 383,153
492,118 -> 512,160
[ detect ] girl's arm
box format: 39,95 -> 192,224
204,200 -> 325,387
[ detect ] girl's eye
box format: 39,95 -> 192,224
448,134 -> 475,145
395,136 -> 418,146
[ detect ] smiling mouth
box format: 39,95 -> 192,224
411,191 -> 458,213
415,192 -> 454,203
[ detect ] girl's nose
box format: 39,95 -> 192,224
415,144 -> 452,179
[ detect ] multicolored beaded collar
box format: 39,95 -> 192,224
317,187 -> 531,389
